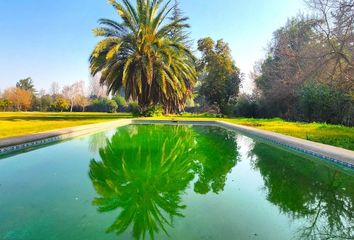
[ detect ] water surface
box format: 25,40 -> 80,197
0,124 -> 353,240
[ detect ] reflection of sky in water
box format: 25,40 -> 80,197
0,124 -> 353,240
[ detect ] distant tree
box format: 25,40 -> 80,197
168,0 -> 192,46
50,81 -> 60,97
62,80 -> 85,112
89,75 -> 108,99
51,97 -> 69,112
306,0 -> 354,90
0,99 -> 12,111
39,95 -> 54,112
76,96 -> 90,112
254,16 -> 319,118
16,77 -> 35,93
197,37 -> 242,114
89,0 -> 196,113
3,87 -> 33,111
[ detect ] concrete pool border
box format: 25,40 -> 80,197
0,119 -> 353,169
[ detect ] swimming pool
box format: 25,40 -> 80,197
0,124 -> 353,239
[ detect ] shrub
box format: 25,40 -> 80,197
112,95 -> 127,111
142,105 -> 164,117
128,102 -> 141,116
234,94 -> 258,118
297,81 -> 352,124
107,100 -> 118,113
89,98 -> 118,113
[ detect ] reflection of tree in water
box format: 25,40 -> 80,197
250,142 -> 354,240
192,126 -> 238,194
89,125 -> 238,239
88,132 -> 108,153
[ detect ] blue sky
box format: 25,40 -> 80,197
0,0 -> 306,93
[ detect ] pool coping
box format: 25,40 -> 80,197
0,119 -> 353,169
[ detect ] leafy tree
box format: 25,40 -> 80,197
168,0 -> 192,46
254,17 -> 318,118
39,95 -> 54,112
3,87 -> 33,111
0,99 -> 12,111
16,77 -> 35,93
89,0 -> 197,114
197,37 -> 241,114
51,97 -> 69,112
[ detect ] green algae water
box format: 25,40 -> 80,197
0,124 -> 353,240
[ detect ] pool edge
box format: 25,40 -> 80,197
0,119 -> 353,170
0,119 -> 133,155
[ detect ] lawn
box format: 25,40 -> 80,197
149,115 -> 354,151
0,112 -> 132,139
0,112 -> 353,151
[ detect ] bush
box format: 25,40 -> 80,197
107,100 -> 118,113
297,81 -> 352,125
89,98 -> 118,113
128,102 -> 140,116
112,95 -> 127,111
234,94 -> 258,118
142,105 -> 164,117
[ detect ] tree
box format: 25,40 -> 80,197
62,80 -> 85,112
3,87 -> 33,111
51,97 -> 69,112
76,96 -> 90,112
39,94 -> 54,112
89,75 -> 108,99
197,37 -> 242,114
0,99 -> 12,111
50,81 -> 60,96
168,0 -> 192,46
16,77 -> 35,93
253,16 -> 321,118
89,0 -> 197,114
306,0 -> 354,91
253,11 -> 354,125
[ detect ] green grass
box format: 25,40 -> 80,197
0,112 -> 353,151
147,115 -> 354,151
0,112 -> 132,139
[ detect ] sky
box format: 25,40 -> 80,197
0,0 -> 307,94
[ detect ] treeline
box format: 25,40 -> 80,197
235,0 -> 354,126
0,77 -> 139,113
1,0 -> 353,126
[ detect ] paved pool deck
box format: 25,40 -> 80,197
0,119 -> 353,169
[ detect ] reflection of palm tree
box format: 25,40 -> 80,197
88,132 -> 108,153
250,142 -> 354,240
89,125 -> 196,239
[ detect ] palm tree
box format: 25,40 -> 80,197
90,0 -> 196,113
